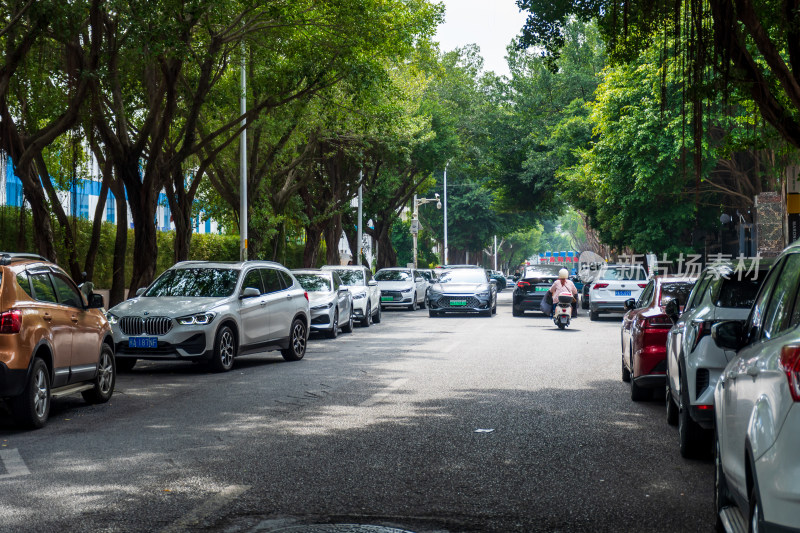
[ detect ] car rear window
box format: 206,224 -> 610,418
659,282 -> 695,307
600,266 -> 647,281
714,273 -> 764,309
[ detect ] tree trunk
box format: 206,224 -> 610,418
121,162 -> 161,293
109,182 -> 128,307
17,167 -> 57,261
324,213 -> 342,265
302,227 -> 323,267
83,177 -> 109,281
374,220 -> 396,269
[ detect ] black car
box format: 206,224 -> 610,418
426,267 -> 497,317
512,265 -> 564,316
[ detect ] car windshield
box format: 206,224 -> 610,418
600,266 -> 646,281
418,271 -> 434,281
294,274 -> 332,292
331,269 -> 364,285
438,269 -> 487,284
375,270 -> 411,281
659,282 -> 695,306
715,272 -> 764,308
145,268 -> 239,297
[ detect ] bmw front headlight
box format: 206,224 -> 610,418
106,312 -> 119,325
176,312 -> 216,325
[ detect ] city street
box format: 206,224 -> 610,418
0,291 -> 714,533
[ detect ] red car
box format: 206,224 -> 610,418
620,276 -> 695,401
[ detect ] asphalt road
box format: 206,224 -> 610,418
0,291 -> 714,532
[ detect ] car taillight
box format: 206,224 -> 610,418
304,291 -> 309,301
779,345 -> 800,402
0,309 -> 21,333
691,320 -> 715,351
593,283 -> 609,290
517,281 -> 530,288
644,315 -> 673,328
638,283 -> 647,288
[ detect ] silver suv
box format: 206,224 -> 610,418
107,261 -> 310,372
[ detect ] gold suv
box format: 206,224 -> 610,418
0,253 -> 115,429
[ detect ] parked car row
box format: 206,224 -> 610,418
619,251 -> 800,532
2,256 -> 406,429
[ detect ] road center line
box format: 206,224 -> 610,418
161,484 -> 250,533
360,378 -> 408,407
0,449 -> 31,479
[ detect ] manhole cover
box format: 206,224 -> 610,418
271,526 -> 416,533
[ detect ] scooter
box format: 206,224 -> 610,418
553,293 -> 574,329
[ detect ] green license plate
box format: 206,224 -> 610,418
535,286 -> 549,292
381,296 -> 393,302
450,300 -> 467,306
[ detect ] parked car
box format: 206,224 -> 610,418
505,276 -> 516,289
710,247 -> 800,532
621,276 -> 696,402
511,264 -> 563,316
374,267 -> 428,310
416,268 -> 437,284
665,260 -> 772,458
108,261 -> 310,372
486,270 -> 507,291
0,253 -> 114,429
292,269 -> 354,338
427,267 -> 497,317
589,263 -> 649,320
321,265 -> 381,326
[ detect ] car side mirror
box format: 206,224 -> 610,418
664,298 -> 680,322
240,287 -> 260,298
135,287 -> 147,297
624,298 -> 636,311
712,321 -> 745,351
88,293 -> 104,309
368,280 -> 378,287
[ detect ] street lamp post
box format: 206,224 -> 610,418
443,161 -> 449,265
412,193 -> 441,269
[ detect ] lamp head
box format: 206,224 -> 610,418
437,201 -> 442,209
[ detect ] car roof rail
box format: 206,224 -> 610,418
0,253 -> 48,265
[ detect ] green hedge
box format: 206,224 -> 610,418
0,206 -> 306,288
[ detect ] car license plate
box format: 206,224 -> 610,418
615,290 -> 631,296
535,286 -> 549,292
128,337 -> 158,349
450,300 -> 467,306
381,296 -> 393,302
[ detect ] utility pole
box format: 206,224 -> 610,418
239,45 -> 248,261
443,161 -> 449,265
412,194 -> 418,269
494,235 -> 497,271
357,176 -> 363,266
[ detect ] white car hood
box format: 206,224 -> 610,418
432,283 -> 487,294
109,296 -> 225,317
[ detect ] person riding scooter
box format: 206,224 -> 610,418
548,268 -> 578,318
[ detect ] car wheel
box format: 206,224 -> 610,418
209,325 -> 236,372
115,357 -> 137,372
408,293 -> 417,311
373,302 -> 382,323
714,431 -> 733,531
679,367 -> 707,458
419,296 -> 426,309
512,305 -> 523,317
342,307 -> 354,333
361,300 -> 372,327
621,356 -> 631,383
582,296 -> 589,310
590,310 -> 599,321
326,310 -> 339,339
480,308 -> 492,317
666,381 -> 678,426
11,357 -> 50,429
492,301 -> 497,314
82,344 -> 115,404
281,318 -> 307,361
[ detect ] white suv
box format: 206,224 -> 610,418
107,261 -> 310,372
321,265 -> 382,326
589,264 -> 648,320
